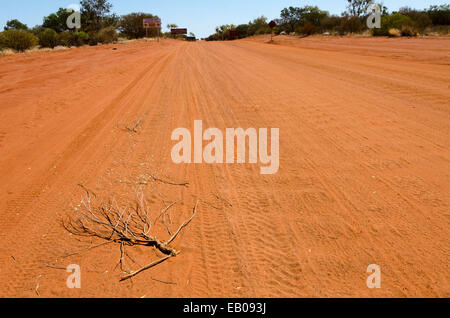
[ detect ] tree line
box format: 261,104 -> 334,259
206,1 -> 450,41
0,0 -> 163,52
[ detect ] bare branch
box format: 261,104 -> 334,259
64,189 -> 197,281
124,119 -> 143,133
213,193 -> 233,207
120,254 -> 174,282
167,201 -> 198,245
151,175 -> 189,187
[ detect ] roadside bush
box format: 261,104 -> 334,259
0,29 -> 38,52
30,26 -> 45,36
399,7 -> 432,32
247,16 -> 271,36
424,25 -> 450,35
86,27 -> 117,46
58,31 -> 89,47
73,31 -> 89,46
58,31 -> 73,47
298,21 -> 317,35
373,13 -> 414,36
400,25 -> 417,37
38,28 -> 58,48
236,24 -> 249,38
87,31 -> 100,45
320,15 -> 343,33
341,16 -> 363,33
120,13 -> 160,39
97,26 -> 118,44
427,5 -> 450,25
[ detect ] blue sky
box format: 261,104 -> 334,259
0,0 -> 448,38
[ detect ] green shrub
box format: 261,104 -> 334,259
88,27 -> 118,45
427,5 -> 450,25
58,31 -> 73,47
38,28 -> 58,48
373,13 -> 414,36
57,31 -> 89,47
120,13 -> 160,39
87,31 -> 100,46
341,16 -> 363,33
298,21 -> 317,35
400,25 -> 417,37
30,26 -> 45,36
4,19 -> 28,31
399,8 -> 432,31
320,15 -> 343,33
73,31 -> 89,46
0,29 -> 38,52
97,26 -> 118,43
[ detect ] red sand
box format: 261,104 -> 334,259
0,35 -> 449,297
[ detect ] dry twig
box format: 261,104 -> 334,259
125,119 -> 143,133
63,187 -> 198,281
213,193 -> 233,208
151,174 -> 189,187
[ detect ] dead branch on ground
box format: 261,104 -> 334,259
126,119 -> 142,133
63,186 -> 198,281
212,193 -> 233,208
149,174 -> 190,187
119,174 -> 189,188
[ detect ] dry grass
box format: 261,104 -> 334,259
0,48 -> 15,56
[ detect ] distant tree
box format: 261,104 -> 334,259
97,26 -> 118,43
341,15 -> 363,33
210,24 -> 240,40
427,4 -> 450,25
298,21 -> 317,35
247,16 -> 270,35
0,29 -> 38,51
103,14 -> 121,28
167,24 -> 178,38
372,12 -> 414,36
4,19 -> 28,31
119,13 -> 160,39
380,4 -> 389,16
236,24 -> 249,38
399,7 -> 432,30
42,8 -> 72,33
279,6 -> 328,34
346,0 -> 371,17
299,6 -> 328,27
320,15 -> 343,32
38,28 -> 59,48
280,7 -> 302,33
30,25 -> 45,36
80,0 -> 113,32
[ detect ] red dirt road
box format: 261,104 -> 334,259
0,36 -> 449,297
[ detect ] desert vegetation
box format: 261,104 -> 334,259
0,0 -> 163,53
206,1 -> 450,41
